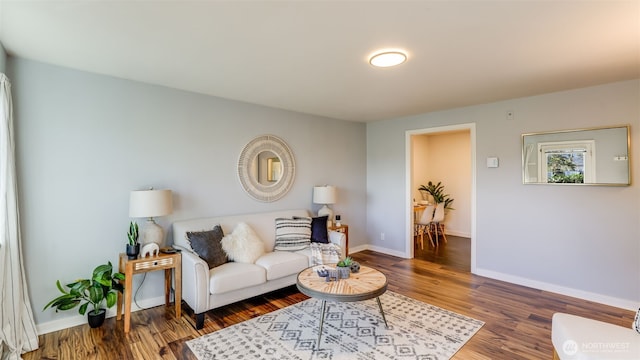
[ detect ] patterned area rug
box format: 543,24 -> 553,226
187,291 -> 484,360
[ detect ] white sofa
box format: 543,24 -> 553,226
172,209 -> 346,329
552,313 -> 640,359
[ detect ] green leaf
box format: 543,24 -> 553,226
93,264 -> 111,277
55,280 -> 69,295
89,286 -> 103,305
106,292 -> 117,308
79,302 -> 88,315
43,294 -> 76,311
93,277 -> 111,287
59,300 -> 81,311
113,272 -> 125,281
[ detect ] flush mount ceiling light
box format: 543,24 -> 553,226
369,50 -> 407,67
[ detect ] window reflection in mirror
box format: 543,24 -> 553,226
267,157 -> 282,182
522,125 -> 630,185
255,151 -> 281,186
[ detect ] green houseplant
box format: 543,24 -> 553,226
43,262 -> 125,328
336,257 -> 353,279
126,221 -> 140,259
336,257 -> 361,277
418,181 -> 455,210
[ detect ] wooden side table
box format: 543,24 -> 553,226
116,252 -> 182,333
328,224 -> 349,256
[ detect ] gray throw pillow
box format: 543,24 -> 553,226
187,225 -> 228,269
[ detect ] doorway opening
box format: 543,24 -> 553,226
405,123 -> 476,273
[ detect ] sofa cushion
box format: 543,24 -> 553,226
186,225 -> 228,269
209,262 -> 266,294
274,217 -> 311,251
255,251 -> 309,281
221,222 -> 265,263
310,215 -> 329,243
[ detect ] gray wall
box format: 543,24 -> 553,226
367,79 -> 640,307
0,43 -> 6,72
8,57 -> 366,326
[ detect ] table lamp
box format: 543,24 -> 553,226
313,185 -> 336,226
129,189 -> 173,248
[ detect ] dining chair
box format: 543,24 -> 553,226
432,202 -> 447,245
415,204 -> 435,248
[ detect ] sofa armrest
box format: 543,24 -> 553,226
328,230 -> 346,256
175,247 -> 211,314
552,313 -> 640,359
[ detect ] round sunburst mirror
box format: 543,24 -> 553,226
237,135 -> 295,202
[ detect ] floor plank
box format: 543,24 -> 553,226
23,250 -> 635,360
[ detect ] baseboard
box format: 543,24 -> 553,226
349,244 -> 410,259
36,295 -> 166,335
353,246 -> 636,311
475,268 -> 638,311
444,229 -> 470,238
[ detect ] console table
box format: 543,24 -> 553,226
116,252 -> 182,333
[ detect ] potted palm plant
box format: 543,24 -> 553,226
418,181 -> 455,210
43,262 -> 125,328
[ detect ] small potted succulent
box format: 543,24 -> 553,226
43,262 -> 125,328
336,257 -> 355,279
126,221 -> 139,259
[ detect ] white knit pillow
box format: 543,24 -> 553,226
221,222 -> 265,263
633,307 -> 640,334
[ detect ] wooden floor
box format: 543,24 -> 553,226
414,234 -> 471,272
24,250 -> 635,360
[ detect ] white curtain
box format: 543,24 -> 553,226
0,74 -> 38,359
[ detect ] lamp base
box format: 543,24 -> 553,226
318,205 -> 334,227
140,218 -> 165,248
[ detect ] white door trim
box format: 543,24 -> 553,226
405,123 -> 477,273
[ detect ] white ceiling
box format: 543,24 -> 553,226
0,1 -> 638,122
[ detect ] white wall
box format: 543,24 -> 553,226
411,135 -> 430,202
367,79 -> 640,309
8,57 -> 366,327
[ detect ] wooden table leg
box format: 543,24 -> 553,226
124,262 -> 133,333
164,269 -> 171,306
116,255 -> 124,321
174,255 -> 181,318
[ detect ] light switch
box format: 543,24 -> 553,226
487,157 -> 499,168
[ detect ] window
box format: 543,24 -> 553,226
537,140 -> 595,183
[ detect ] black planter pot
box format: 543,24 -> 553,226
126,243 -> 140,259
87,309 -> 106,328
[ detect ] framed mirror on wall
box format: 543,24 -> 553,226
237,135 -> 295,202
522,125 -> 630,186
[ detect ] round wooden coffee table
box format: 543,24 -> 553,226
296,265 -> 388,349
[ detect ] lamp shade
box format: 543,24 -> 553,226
313,186 -> 336,205
129,189 -> 173,218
